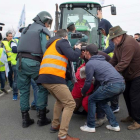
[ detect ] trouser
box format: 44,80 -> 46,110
17,58 -> 48,111
31,79 -> 39,109
8,63 -> 13,88
12,65 -> 18,95
0,71 -> 5,89
87,82 -> 125,128
42,84 -> 76,137
123,76 -> 140,124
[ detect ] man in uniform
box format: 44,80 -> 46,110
17,11 -> 53,128
75,13 -> 91,29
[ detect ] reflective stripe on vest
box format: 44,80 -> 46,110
1,40 -> 12,61
10,39 -> 19,65
0,48 -> 5,71
75,19 -> 86,26
105,35 -> 114,58
39,39 -> 68,79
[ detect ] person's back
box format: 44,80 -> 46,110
86,55 -> 123,86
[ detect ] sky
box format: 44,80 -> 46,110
0,0 -> 140,37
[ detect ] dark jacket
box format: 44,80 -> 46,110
36,37 -> 81,84
98,19 -> 115,54
82,55 -> 124,95
110,34 -> 140,81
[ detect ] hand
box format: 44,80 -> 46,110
75,43 -> 81,50
6,50 -> 8,53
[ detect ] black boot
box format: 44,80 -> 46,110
37,108 -> 51,126
22,111 -> 34,128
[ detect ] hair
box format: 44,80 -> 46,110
56,29 -> 68,38
67,24 -> 75,32
6,31 -> 12,37
86,44 -> 98,56
81,42 -> 87,51
134,33 -> 140,37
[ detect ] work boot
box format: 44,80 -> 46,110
95,117 -> 108,128
37,108 -> 51,126
36,108 -> 50,117
22,111 -> 34,128
128,121 -> 140,130
57,134 -> 80,140
121,116 -> 133,122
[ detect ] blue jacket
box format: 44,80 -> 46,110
81,55 -> 124,95
98,19 -> 115,54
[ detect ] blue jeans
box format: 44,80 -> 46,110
12,65 -> 18,95
0,71 -> 6,89
31,79 -> 39,109
87,82 -> 125,128
8,63 -> 13,88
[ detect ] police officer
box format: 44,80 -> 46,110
17,11 -> 53,128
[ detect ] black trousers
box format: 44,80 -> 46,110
123,76 -> 140,124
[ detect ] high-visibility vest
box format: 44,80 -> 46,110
10,39 -> 19,65
39,39 -> 68,79
0,48 -> 5,71
105,35 -> 114,58
1,40 -> 12,62
75,19 -> 87,26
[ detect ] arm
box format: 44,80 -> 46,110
114,45 -> 135,72
81,63 -> 94,96
40,32 -> 49,54
57,39 -> 81,62
103,40 -> 115,54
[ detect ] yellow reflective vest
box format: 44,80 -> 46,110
75,19 -> 87,26
10,39 -> 19,65
105,35 -> 114,58
1,40 -> 12,62
0,48 -> 5,71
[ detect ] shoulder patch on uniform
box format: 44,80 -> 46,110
46,35 -> 49,40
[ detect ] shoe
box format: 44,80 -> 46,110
13,95 -> 15,100
121,116 -> 133,122
37,108 -> 51,126
95,117 -> 108,128
0,90 -> 4,94
7,87 -> 13,92
80,124 -> 95,132
74,110 -> 87,115
106,125 -> 120,132
14,95 -> 18,100
111,106 -> 120,113
36,108 -> 50,117
57,134 -> 80,140
127,121 -> 140,130
50,124 -> 60,133
30,105 -> 36,110
1,89 -> 8,94
22,111 -> 34,128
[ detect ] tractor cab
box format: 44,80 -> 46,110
55,1 -> 116,50
59,2 -> 100,47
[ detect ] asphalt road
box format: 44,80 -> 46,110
0,85 -> 140,140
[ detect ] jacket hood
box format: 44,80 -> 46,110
98,19 -> 112,36
33,16 -> 45,27
90,55 -> 106,61
46,36 -> 61,49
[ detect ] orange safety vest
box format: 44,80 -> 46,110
39,39 -> 68,79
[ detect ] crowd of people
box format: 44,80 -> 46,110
0,9 -> 140,140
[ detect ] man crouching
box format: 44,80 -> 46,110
80,44 -> 125,132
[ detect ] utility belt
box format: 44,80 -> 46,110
17,52 -> 42,70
